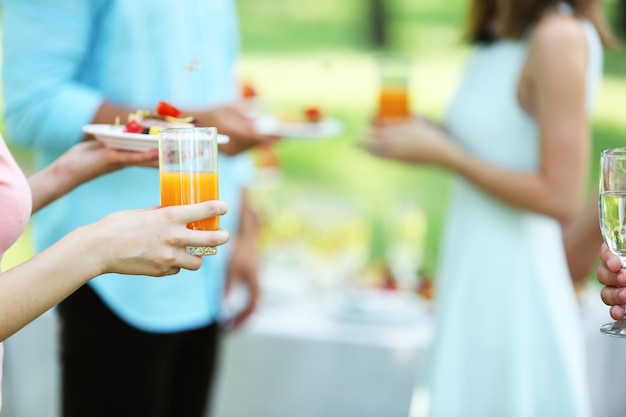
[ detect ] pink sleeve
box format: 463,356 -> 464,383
0,342 -> 4,410
0,136 -> 31,263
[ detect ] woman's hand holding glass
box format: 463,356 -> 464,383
363,116 -> 458,166
598,242 -> 626,321
52,138 -> 230,276
598,148 -> 626,336
76,201 -> 229,277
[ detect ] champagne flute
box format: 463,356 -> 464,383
599,147 -> 626,336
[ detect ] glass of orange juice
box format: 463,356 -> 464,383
376,55 -> 411,122
159,127 -> 220,256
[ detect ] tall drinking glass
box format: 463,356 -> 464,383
599,147 -> 626,336
159,127 -> 220,256
376,55 -> 411,122
384,201 -> 427,291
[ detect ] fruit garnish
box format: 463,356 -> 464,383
156,101 -> 182,118
304,106 -> 323,123
147,126 -> 163,135
382,274 -> 398,291
417,277 -> 434,300
242,83 -> 257,99
163,115 -> 196,124
124,119 -> 146,134
153,60 -> 201,119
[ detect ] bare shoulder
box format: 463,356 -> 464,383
520,11 -> 589,112
532,12 -> 588,54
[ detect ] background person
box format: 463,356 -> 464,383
363,0 -> 614,415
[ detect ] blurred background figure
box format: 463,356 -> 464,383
363,0 -> 614,415
0,0 -> 276,417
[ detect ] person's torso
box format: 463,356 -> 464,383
444,17 -> 602,173
84,0 -> 240,109
0,137 -> 31,265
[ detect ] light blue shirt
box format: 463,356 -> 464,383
0,0 -> 254,332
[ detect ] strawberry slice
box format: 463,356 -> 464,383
304,106 -> 323,123
242,83 -> 257,98
156,101 -> 182,118
124,119 -> 146,134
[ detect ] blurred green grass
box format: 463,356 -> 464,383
4,0 -> 626,276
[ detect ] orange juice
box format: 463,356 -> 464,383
160,171 -> 220,231
377,87 -> 410,120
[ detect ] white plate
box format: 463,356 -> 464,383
83,124 -> 230,152
253,114 -> 344,139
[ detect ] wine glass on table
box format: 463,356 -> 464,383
384,201 -> 427,292
599,147 -> 626,336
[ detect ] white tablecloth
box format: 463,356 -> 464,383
211,291 -> 433,417
0,287 -> 433,417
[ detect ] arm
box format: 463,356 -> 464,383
0,201 -> 230,341
28,140 -> 158,213
1,0 -> 105,150
223,191 -> 261,329
365,17 -> 590,223
562,196 -> 603,289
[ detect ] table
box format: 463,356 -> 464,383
210,288 -> 434,417
0,279 -> 433,417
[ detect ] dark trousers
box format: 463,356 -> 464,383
58,284 -> 220,417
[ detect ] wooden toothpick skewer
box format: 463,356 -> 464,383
170,60 -> 202,103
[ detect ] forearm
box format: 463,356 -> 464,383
562,196 -> 603,285
0,226 -> 101,341
238,192 -> 259,238
28,134 -> 162,213
28,161 -> 81,213
445,147 -> 586,222
227,193 -> 260,272
92,102 -> 138,125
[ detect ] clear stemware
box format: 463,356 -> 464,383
599,147 -> 626,337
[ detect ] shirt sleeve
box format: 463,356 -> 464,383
0,0 -> 106,152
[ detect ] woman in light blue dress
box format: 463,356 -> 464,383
365,1 -> 615,416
